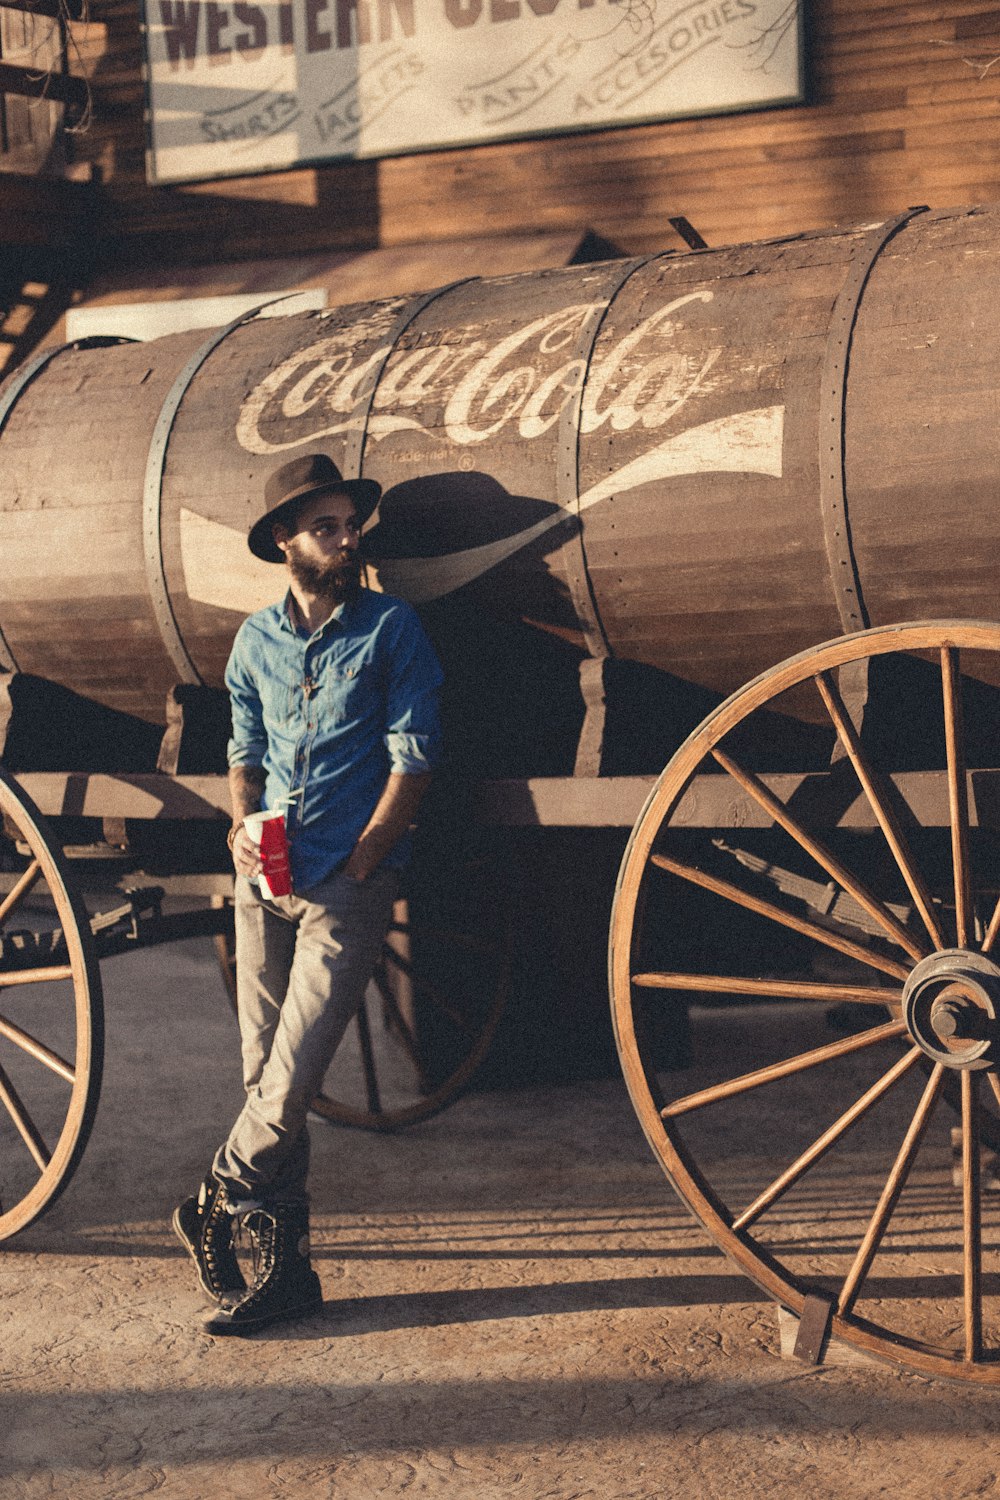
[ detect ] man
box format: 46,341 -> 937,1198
173,452 -> 442,1335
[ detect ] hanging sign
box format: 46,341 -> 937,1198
141,0 -> 804,185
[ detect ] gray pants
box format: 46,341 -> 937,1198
212,865 -> 398,1204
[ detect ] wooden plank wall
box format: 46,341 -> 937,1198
45,1 -> 1000,264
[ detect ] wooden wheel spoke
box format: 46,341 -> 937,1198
381,945 -> 475,1038
0,859 -> 42,925
732,1046 -> 923,1231
942,648 -> 974,949
986,1070 -> 1000,1113
372,963 -> 426,1078
982,897 -> 1000,957
650,851 -> 910,981
837,1063 -> 944,1318
632,971 -> 902,1005
663,1019 -> 907,1119
353,999 -> 382,1117
711,746 -> 927,963
0,963 -> 74,989
0,1014 -> 74,1083
962,1069 -> 983,1362
0,1057 -> 52,1172
815,671 -> 945,950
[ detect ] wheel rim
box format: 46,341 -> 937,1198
610,620 -> 1000,1382
0,766 -> 103,1240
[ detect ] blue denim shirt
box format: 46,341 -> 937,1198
226,587 -> 443,892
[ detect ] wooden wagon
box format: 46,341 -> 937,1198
4,202 -> 1000,1382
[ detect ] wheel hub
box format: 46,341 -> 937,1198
902,949 -> 1000,1070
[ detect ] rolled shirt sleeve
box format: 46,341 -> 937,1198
385,730 -> 438,775
225,621 -> 268,768
382,602 -> 443,776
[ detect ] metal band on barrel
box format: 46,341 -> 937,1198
340,279 -> 476,605
557,255 -> 661,660
340,278 -> 477,493
0,336 -> 135,675
142,301 -> 291,685
819,206 -> 929,633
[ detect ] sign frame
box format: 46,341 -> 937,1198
140,0 -> 806,187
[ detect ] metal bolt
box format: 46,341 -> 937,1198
932,999 -> 966,1039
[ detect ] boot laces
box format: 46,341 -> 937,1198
234,1207 -> 280,1290
202,1185 -> 232,1275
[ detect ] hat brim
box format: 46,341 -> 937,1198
248,476 -> 382,562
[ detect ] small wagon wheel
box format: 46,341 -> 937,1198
0,765 -> 103,1241
216,834 -> 511,1131
610,621 -> 1000,1383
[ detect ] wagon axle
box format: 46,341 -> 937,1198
903,950 -> 1000,1070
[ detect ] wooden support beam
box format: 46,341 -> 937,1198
156,684 -> 232,776
0,60 -> 88,113
12,768 -> 1000,831
572,659 -> 610,779
475,769 -> 1000,829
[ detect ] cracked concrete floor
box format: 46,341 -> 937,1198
4,934 -> 1000,1499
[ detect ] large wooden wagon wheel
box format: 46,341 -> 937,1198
0,765 -> 103,1241
216,832 -> 510,1130
610,621 -> 1000,1382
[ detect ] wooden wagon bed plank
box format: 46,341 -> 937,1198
476,769 -> 1000,829
9,768 -> 1000,830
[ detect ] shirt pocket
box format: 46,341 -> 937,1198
325,661 -> 372,726
260,671 -> 304,729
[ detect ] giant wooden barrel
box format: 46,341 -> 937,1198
1,204 -> 998,725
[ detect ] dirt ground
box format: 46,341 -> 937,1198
5,932 -> 1000,1500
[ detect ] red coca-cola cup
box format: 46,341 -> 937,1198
243,810 -> 293,898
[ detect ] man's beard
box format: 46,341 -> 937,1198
286,542 -> 362,604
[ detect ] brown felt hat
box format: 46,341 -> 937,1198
248,453 -> 382,562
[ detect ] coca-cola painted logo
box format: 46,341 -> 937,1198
238,293 -> 722,452
180,288 -> 785,613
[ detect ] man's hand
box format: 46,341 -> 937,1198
228,765 -> 266,881
343,824 -> 396,884
230,822 -> 264,881
343,772 -> 431,883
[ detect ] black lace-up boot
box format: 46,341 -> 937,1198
202,1201 -> 322,1336
172,1176 -> 246,1304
